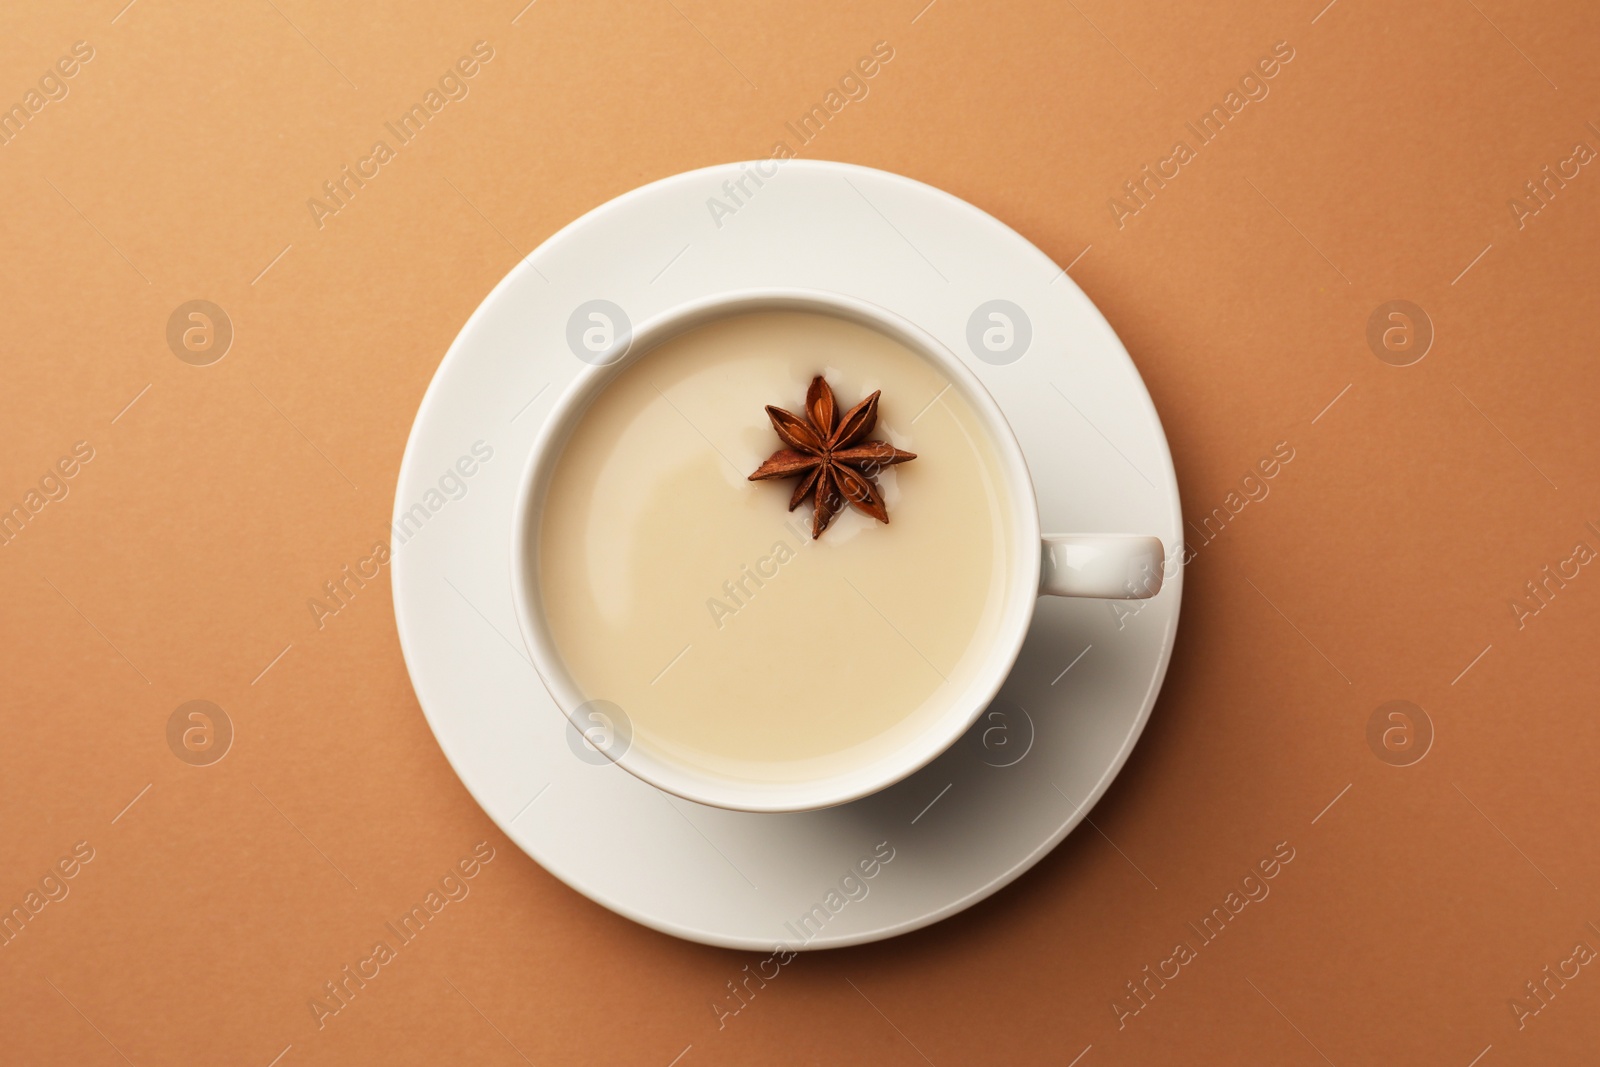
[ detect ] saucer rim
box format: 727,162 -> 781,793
391,158 -> 1184,949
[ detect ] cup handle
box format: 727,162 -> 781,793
1039,535 -> 1165,599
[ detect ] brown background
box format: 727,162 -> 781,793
3,0 -> 1599,1063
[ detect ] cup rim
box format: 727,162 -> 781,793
509,287 -> 1042,812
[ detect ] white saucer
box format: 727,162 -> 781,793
392,160 -> 1183,950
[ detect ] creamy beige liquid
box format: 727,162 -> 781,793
538,310 -> 1014,784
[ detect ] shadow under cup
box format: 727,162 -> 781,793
511,290 -> 1043,813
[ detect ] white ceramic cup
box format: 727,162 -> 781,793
511,289 -> 1163,812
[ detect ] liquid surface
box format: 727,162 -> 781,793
537,310 -> 1014,784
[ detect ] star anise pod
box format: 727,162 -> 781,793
748,375 -> 917,539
